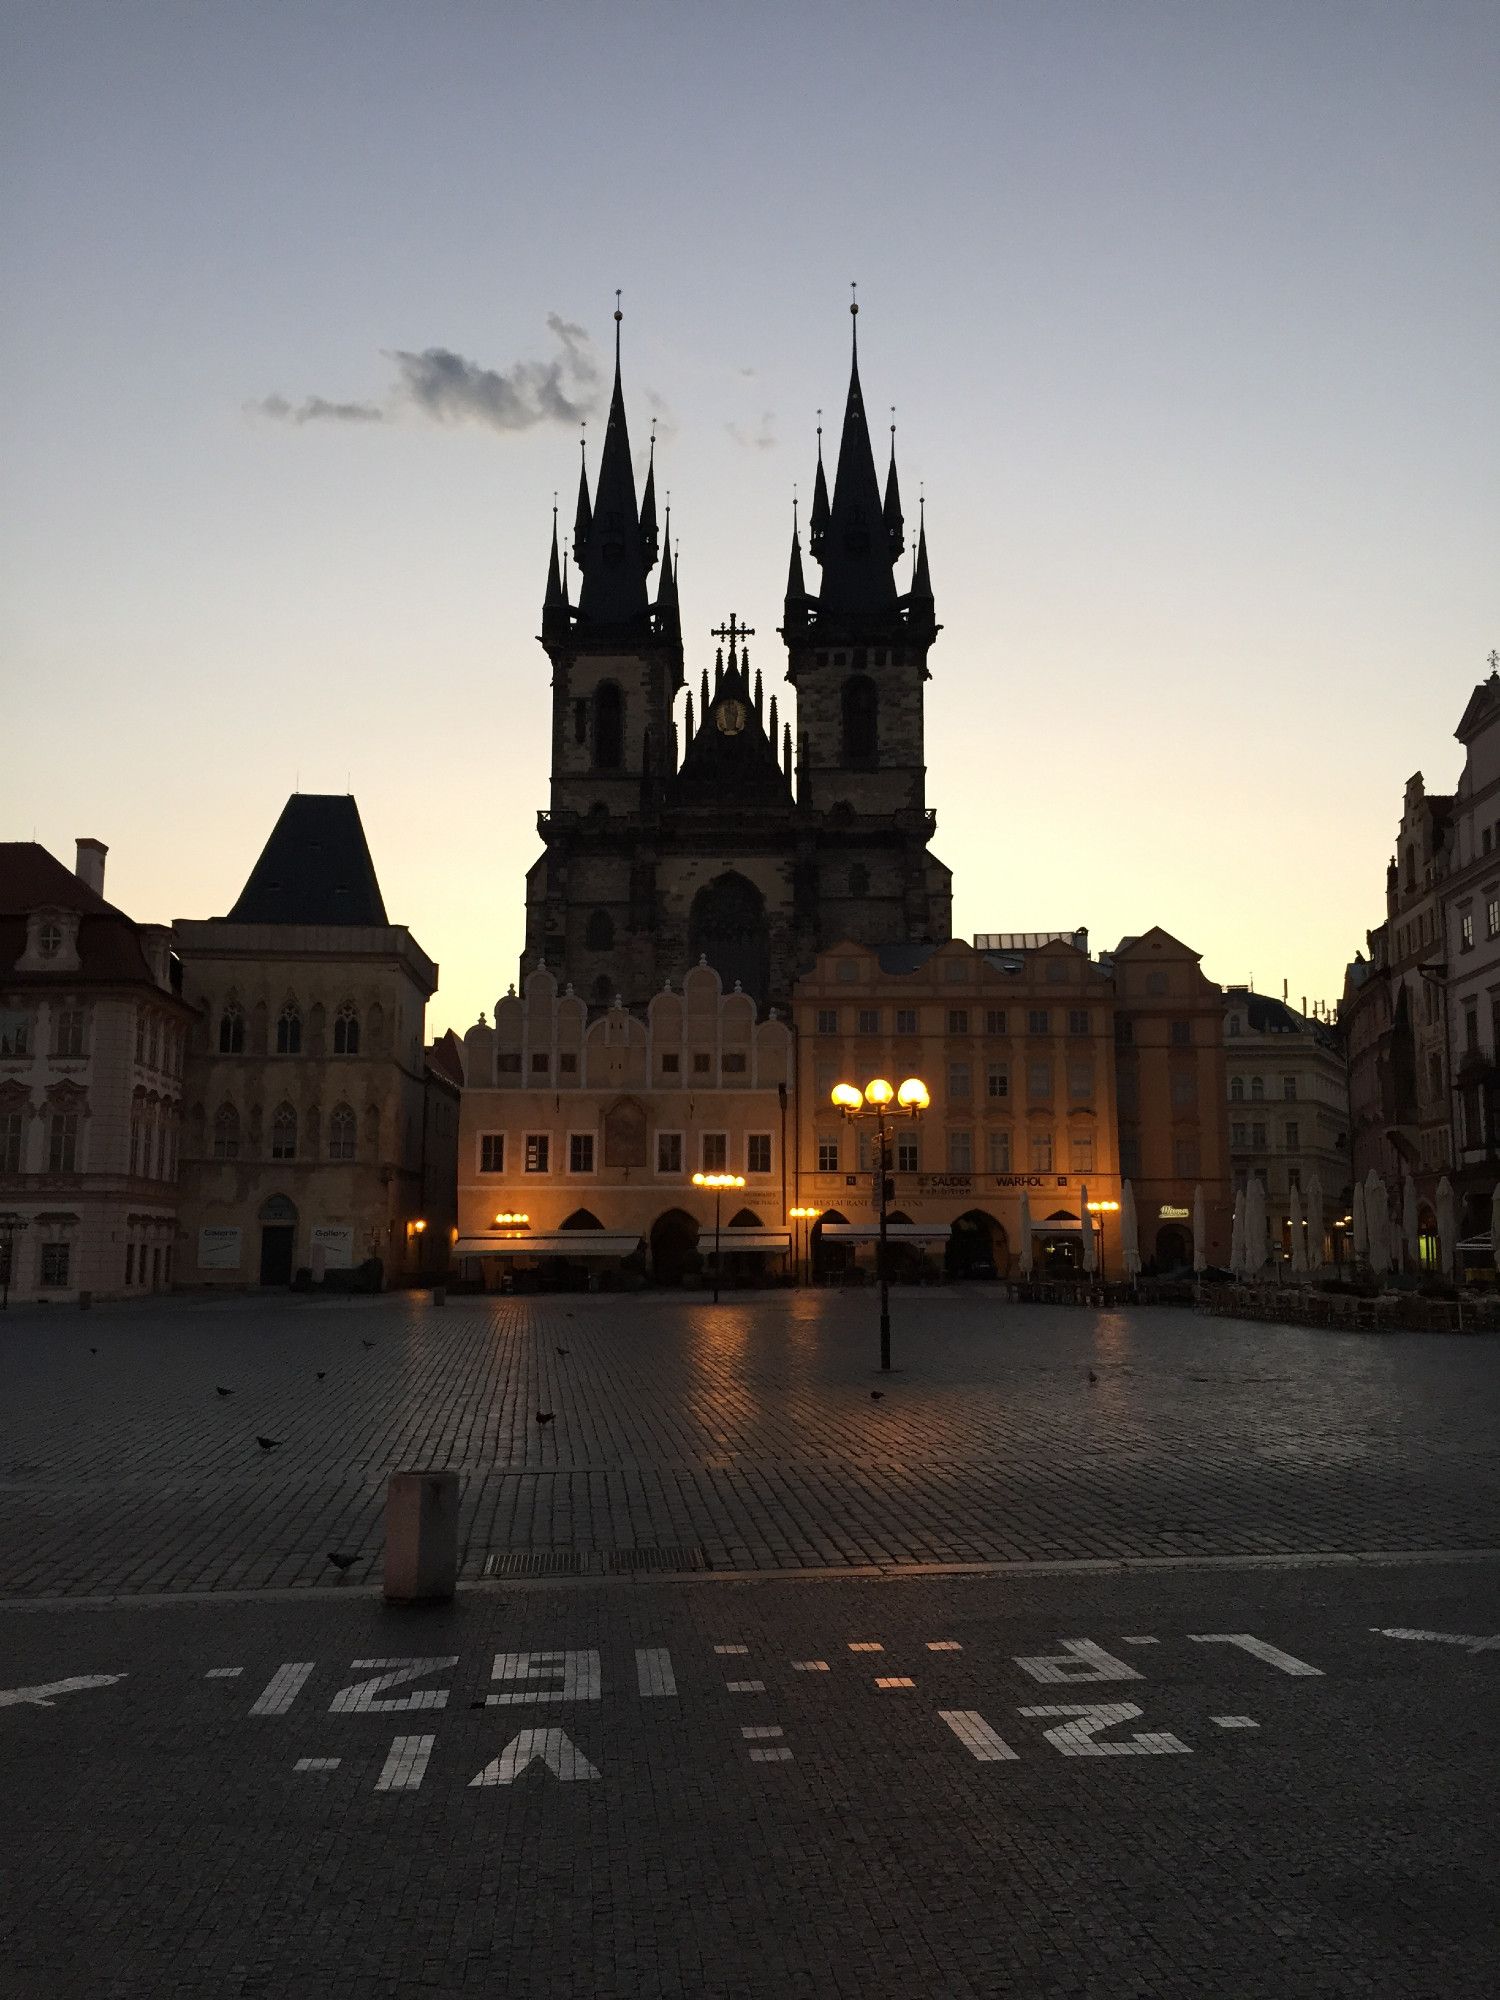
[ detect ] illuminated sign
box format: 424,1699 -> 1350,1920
1159,1204 -> 1191,1221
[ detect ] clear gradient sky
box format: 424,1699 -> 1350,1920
4,2 -> 1496,1037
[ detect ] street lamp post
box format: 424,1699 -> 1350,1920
1086,1198 -> 1120,1285
789,1206 -> 821,1286
692,1171 -> 745,1303
831,1076 -> 930,1372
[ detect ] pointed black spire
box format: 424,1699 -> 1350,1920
572,434 -> 591,567
783,497 -> 812,632
907,496 -> 935,633
576,296 -> 649,625
640,421 -> 659,572
543,503 -> 567,635
883,413 -> 905,562
818,298 -> 897,614
808,417 -> 829,560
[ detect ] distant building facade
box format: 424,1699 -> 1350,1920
174,796 -> 448,1289
1442,667 -> 1500,1240
1223,988 -> 1350,1263
0,839 -> 191,1302
455,963 -> 793,1285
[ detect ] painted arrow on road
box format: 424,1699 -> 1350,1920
0,1673 -> 127,1709
1373,1628 -> 1500,1654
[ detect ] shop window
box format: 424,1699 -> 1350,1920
39,1242 -> 71,1288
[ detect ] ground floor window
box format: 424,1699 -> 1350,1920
39,1241 -> 71,1288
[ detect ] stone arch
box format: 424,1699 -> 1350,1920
688,871 -> 769,1008
1155,1223 -> 1192,1270
946,1208 -> 1006,1279
650,1208 -> 699,1285
560,1207 -> 604,1230
727,1207 -> 761,1227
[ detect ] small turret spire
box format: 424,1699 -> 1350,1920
572,429 -> 591,566
768,691 -> 778,741
808,413 -> 829,559
908,492 -> 934,630
684,688 -> 694,737
753,663 -> 763,717
640,417 -> 659,572
699,664 -> 710,712
543,499 -> 566,633
883,408 -> 904,561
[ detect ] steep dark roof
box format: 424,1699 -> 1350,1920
670,659 -> 791,809
0,842 -> 119,917
227,796 -> 388,926
0,843 -> 173,991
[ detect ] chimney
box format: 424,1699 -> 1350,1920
76,838 -> 108,898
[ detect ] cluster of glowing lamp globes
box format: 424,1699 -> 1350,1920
830,1077 -> 931,1115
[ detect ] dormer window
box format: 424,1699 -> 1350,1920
37,924 -> 62,960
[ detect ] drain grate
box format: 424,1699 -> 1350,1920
482,1546 -> 707,1579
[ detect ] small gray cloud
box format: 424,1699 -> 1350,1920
644,387 -> 680,446
248,313 -> 601,436
727,411 -> 777,450
248,392 -> 385,425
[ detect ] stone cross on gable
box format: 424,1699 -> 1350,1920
710,614 -> 754,660
1489,647 -> 1499,676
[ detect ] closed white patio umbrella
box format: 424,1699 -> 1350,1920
1306,1173 -> 1325,1276
1120,1180 -> 1142,1278
1017,1189 -> 1034,1277
1402,1175 -> 1420,1271
1229,1188 -> 1246,1277
1080,1184 -> 1097,1274
1245,1176 -> 1268,1277
1435,1176 -> 1456,1283
1191,1185 -> 1207,1274
1368,1174 -> 1391,1278
1352,1181 -> 1368,1263
1289,1183 -> 1307,1275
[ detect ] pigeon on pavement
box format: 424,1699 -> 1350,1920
870,1390 -> 884,1401
255,1435 -> 282,1451
215,1386 -> 234,1397
1087,1370 -> 1099,1385
315,1371 -> 326,1381
326,1552 -> 358,1572
535,1411 -> 555,1426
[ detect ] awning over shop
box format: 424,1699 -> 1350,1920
709,1230 -> 791,1252
1031,1212 -> 1082,1235
819,1223 -> 950,1243
455,1233 -> 644,1259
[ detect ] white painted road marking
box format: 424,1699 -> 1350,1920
926,1641 -> 962,1652
725,1679 -> 766,1693
330,1658 -> 457,1715
713,1645 -> 749,1656
741,1725 -> 784,1740
204,1668 -> 243,1680
250,1663 -> 315,1716
635,1648 -> 677,1698
749,1747 -> 793,1762
940,1710 -> 1020,1763
293,1757 -> 341,1773
1121,1636 -> 1160,1646
487,1651 -> 601,1706
792,1660 -> 829,1672
875,1677 -> 915,1690
469,1729 -> 600,1785
0,1673 -> 126,1710
848,1641 -> 883,1653
1374,1627 -> 1500,1653
375,1734 -> 435,1791
1189,1634 -> 1322,1676
1014,1639 -> 1144,1685
1212,1716 -> 1260,1729
1019,1702 -> 1192,1756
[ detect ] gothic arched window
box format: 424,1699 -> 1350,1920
689,872 -> 770,1007
275,1004 -> 302,1056
585,910 -> 614,952
328,1103 -> 357,1161
841,676 -> 879,768
849,863 -> 870,898
271,1103 -> 297,1160
219,1003 -> 245,1055
593,682 -> 624,771
333,1003 -> 360,1056
212,1103 -> 240,1160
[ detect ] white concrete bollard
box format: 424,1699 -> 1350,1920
383,1468 -> 459,1604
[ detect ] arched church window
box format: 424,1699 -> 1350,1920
328,1103 -> 357,1161
593,682 -> 624,771
333,1003 -> 360,1056
212,1103 -> 240,1160
270,1103 -> 297,1160
849,863 -> 870,898
689,872 -> 770,1008
275,1004 -> 302,1056
585,910 -> 614,952
219,1003 -> 245,1055
841,676 -> 879,769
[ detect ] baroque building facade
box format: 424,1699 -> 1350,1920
1223,988 -> 1350,1264
523,305 -> 950,1016
0,839 -> 191,1302
174,795 -> 450,1288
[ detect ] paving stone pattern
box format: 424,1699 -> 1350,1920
2,1288 -> 1498,1595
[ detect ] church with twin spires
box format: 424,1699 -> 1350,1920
523,302 -> 952,1015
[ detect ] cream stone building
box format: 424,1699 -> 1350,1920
0,839 -> 191,1302
1223,988 -> 1350,1265
455,963 -> 793,1286
174,795 -> 447,1289
795,935 -> 1121,1277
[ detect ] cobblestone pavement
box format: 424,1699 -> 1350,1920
3,1558 -> 1498,1996
3,1289 -> 1499,1596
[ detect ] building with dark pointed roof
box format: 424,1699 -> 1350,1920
524,303 -> 950,1015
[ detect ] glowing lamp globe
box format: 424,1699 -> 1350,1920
897,1078 -> 931,1111
863,1078 -> 894,1107
830,1083 -> 863,1112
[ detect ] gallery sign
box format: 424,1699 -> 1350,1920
311,1225 -> 355,1271
197,1226 -> 241,1271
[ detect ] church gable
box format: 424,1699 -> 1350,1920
671,657 -> 790,809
